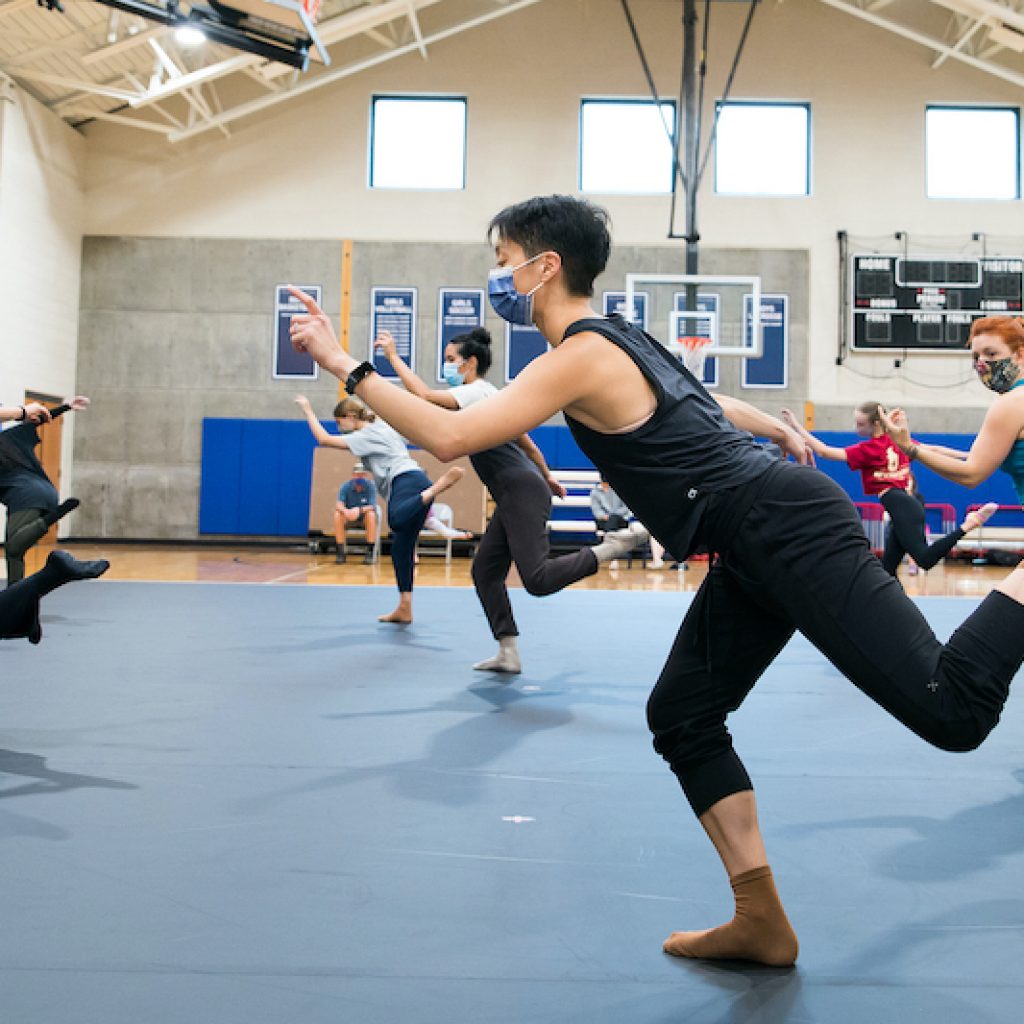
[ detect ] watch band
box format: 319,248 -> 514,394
345,361 -> 376,395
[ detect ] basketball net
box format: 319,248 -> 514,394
676,336 -> 712,379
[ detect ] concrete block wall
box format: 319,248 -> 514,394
75,237 -> 343,538
76,236 -> 813,540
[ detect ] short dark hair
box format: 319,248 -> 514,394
450,327 -> 493,376
487,195 -> 611,297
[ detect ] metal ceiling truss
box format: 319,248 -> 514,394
0,0 -> 542,142
821,0 -> 1024,90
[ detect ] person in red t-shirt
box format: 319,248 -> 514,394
782,402 -> 996,576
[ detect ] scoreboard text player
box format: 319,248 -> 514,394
852,254 -> 1023,352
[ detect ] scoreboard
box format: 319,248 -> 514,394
851,254 -> 1023,351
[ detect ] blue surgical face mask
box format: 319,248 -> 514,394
442,360 -> 465,387
487,253 -> 546,326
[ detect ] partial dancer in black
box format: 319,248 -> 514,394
1,397 -> 90,585
375,327 -> 646,674
0,550 -> 109,644
287,196 -> 1024,967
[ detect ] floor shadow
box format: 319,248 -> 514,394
0,748 -> 138,801
231,626 -> 451,656
780,777 -> 1024,882
239,677 -> 586,812
652,960 -> 809,1024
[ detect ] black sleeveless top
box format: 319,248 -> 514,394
563,315 -> 778,559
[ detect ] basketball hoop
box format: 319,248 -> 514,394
676,335 -> 713,379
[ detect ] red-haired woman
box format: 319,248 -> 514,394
884,317 -> 1024,502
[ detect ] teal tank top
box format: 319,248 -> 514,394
999,380 -> 1024,502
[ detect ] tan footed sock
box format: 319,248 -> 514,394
663,866 -> 798,967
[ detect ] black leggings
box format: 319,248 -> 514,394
387,469 -> 431,593
0,552 -> 75,641
646,462 -> 1024,818
879,488 -> 964,575
5,506 -> 53,586
472,467 -> 598,640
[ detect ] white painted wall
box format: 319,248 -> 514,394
0,76 -> 86,530
79,0 -> 1024,413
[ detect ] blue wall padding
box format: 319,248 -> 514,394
277,422 -> 319,535
237,420 -> 283,535
529,426 -> 593,470
200,418 -> 1014,537
201,418 -> 321,536
199,419 -> 243,535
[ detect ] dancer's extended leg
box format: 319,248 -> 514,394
651,466 -> 1024,967
4,500 -> 80,585
0,549 -> 109,644
379,470 -> 432,624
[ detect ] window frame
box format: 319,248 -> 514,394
712,99 -> 812,198
368,93 -> 468,192
924,103 -> 1021,202
578,96 -> 679,196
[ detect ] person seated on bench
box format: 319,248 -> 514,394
335,462 -> 378,565
589,476 -> 630,534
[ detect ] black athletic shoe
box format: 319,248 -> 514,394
43,498 -> 81,528
363,550 -> 376,565
335,548 -> 347,564
47,549 -> 110,580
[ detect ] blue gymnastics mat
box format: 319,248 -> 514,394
1,583 -> 1023,1024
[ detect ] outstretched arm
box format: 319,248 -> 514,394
0,402 -> 51,424
779,408 -> 847,462
288,288 -> 583,462
921,443 -> 969,461
882,405 -> 1014,488
295,395 -> 350,450
515,432 -> 566,498
375,332 -> 460,410
715,395 -> 813,464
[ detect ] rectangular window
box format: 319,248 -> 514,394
714,101 -> 810,196
579,98 -> 676,194
370,96 -> 467,190
925,106 -> 1020,200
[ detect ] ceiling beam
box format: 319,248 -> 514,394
931,13 -> 987,67
168,0 -> 542,142
130,0 -> 447,97
932,0 -> 1024,35
65,108 -> 173,133
822,0 -> 1024,89
406,2 -> 429,59
81,25 -> 168,66
10,68 -> 140,102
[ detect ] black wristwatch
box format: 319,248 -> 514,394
345,361 -> 377,395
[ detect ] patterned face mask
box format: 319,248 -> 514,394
975,355 -> 1022,394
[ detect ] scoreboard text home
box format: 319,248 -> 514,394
852,254 -> 1024,352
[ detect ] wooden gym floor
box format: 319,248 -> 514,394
26,540 -> 1011,599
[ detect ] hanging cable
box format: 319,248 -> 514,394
619,0 -> 687,192
693,0 -> 710,183
667,1 -> 690,236
696,0 -> 760,187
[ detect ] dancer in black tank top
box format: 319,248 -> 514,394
288,196 -> 1024,969
375,327 -> 644,675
